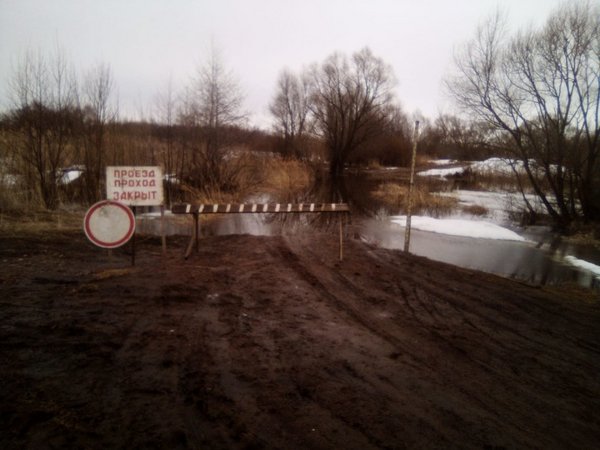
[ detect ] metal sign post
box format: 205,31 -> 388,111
105,166 -> 165,264
404,120 -> 420,253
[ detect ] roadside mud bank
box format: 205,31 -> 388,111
1,229 -> 599,449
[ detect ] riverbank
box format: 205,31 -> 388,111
1,226 -> 599,448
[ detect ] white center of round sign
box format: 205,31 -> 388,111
83,200 -> 136,248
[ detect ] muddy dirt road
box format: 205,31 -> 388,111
1,226 -> 599,449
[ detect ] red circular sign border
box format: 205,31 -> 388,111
83,200 -> 136,248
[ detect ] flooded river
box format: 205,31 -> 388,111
137,211 -> 600,291
135,167 -> 599,290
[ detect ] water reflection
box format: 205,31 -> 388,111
355,218 -> 598,289
135,211 -> 274,237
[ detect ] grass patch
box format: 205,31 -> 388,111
461,204 -> 488,216
179,153 -> 313,204
0,208 -> 85,235
371,183 -> 458,217
262,158 -> 313,199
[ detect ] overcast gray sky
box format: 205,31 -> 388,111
0,0 -> 567,128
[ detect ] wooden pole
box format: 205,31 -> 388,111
131,206 -> 136,266
404,121 -> 420,253
184,213 -> 199,260
160,205 -> 166,255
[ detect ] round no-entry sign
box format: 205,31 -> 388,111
83,200 -> 136,248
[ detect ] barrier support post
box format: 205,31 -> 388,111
172,203 -> 351,261
184,212 -> 199,259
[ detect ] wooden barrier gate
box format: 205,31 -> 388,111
171,202 -> 351,260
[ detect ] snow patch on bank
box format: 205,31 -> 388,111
437,190 -> 546,224
420,157 -> 557,179
391,215 -> 526,241
419,157 -> 526,179
470,158 -> 522,176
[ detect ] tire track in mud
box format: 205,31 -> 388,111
365,244 -> 600,372
370,244 -> 600,374
273,238 -> 524,445
356,241 -> 600,444
282,238 -> 494,373
242,238 -> 385,449
269,239 -> 434,368
412,273 -> 600,378
377,244 -> 596,333
170,265 -> 276,449
280,237 -> 600,448
257,240 -> 441,447
178,239 -> 356,449
177,305 -> 252,448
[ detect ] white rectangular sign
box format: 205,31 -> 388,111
106,166 -> 164,206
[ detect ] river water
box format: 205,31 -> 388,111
354,218 -> 599,290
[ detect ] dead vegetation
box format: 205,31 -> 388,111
371,182 -> 458,217
461,204 -> 488,216
176,153 -> 314,205
0,208 -> 84,235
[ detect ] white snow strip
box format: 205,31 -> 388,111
418,167 -> 465,177
564,256 -> 600,277
470,158 -> 519,176
430,159 -> 456,165
391,215 -> 525,241
418,157 -> 559,179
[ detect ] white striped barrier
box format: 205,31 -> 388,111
171,203 -> 351,260
171,203 -> 349,215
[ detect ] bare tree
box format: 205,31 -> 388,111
7,48 -> 79,209
447,1 -> 600,230
308,48 -> 396,176
186,44 -> 246,194
81,62 -> 116,203
350,104 -> 413,167
434,114 -> 492,160
269,69 -> 312,159
152,76 -> 180,205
